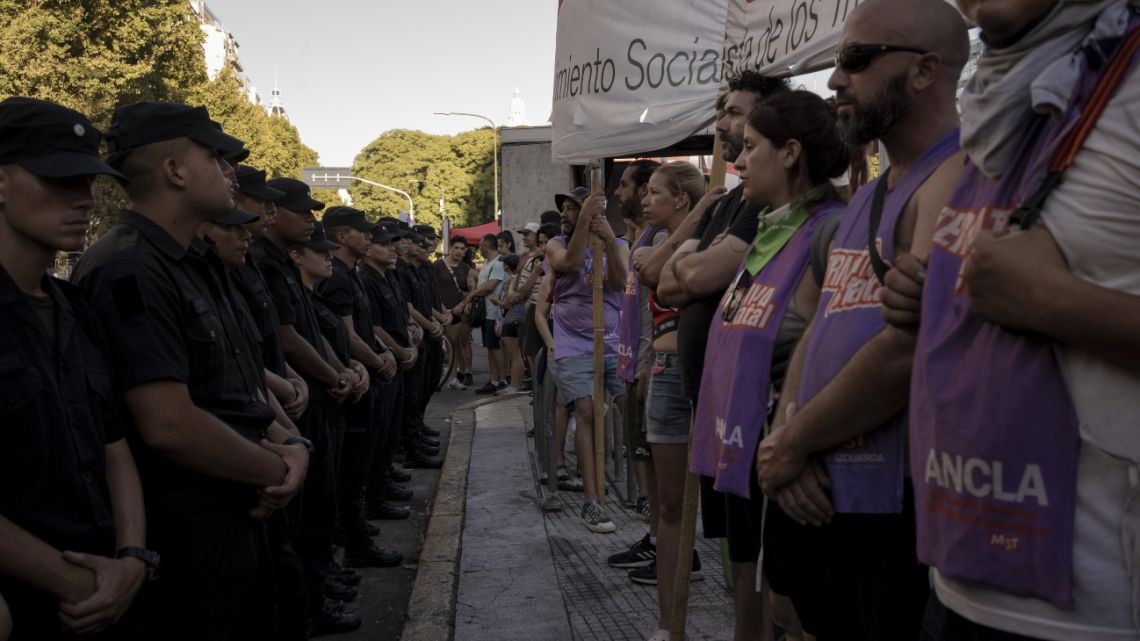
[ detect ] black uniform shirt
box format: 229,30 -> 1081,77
318,256 -> 380,353
72,210 -> 274,507
250,236 -> 327,359
395,260 -> 429,316
416,261 -> 442,313
310,289 -> 350,366
360,264 -> 409,346
231,258 -> 286,376
0,267 -> 118,555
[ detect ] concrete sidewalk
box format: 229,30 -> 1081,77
453,396 -> 733,641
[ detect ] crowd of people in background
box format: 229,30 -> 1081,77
3,0 -> 1140,640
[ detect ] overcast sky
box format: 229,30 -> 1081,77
206,0 -> 558,166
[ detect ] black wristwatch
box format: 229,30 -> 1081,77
115,546 -> 160,580
284,435 -> 315,455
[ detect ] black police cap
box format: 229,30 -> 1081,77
323,206 -> 376,232
0,97 -> 124,181
267,177 -> 324,212
302,221 -> 339,251
413,224 -> 438,238
105,102 -> 243,167
214,207 -> 260,225
235,165 -> 285,201
370,221 -> 397,244
378,217 -> 413,238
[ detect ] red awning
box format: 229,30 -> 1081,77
449,220 -> 501,245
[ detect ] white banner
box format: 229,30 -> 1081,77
551,0 -> 730,163
722,0 -> 863,81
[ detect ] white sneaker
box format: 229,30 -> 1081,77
447,377 -> 467,390
496,386 -> 518,396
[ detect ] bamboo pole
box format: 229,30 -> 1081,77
670,134 -> 726,641
590,163 -> 607,508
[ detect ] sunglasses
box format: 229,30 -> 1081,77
835,44 -> 926,74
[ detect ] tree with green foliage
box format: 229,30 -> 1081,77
347,128 -> 495,230
0,1 -> 324,239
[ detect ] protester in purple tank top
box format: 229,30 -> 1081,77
688,90 -> 853,641
883,1 -> 1140,638
545,185 -> 629,534
750,1 -> 970,638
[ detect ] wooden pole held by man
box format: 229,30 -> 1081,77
590,162 -> 606,507
669,135 -> 726,641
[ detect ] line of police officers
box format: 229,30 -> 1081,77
0,97 -> 450,641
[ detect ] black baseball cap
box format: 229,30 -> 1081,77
323,206 -> 376,232
378,217 -> 413,238
235,165 -> 285,201
0,97 -> 125,181
413,224 -> 438,239
215,207 -> 260,225
302,221 -> 339,251
268,177 -> 325,212
370,221 -> 397,244
105,102 -> 244,167
554,186 -> 590,210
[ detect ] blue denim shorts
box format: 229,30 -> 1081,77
549,354 -> 624,405
646,353 -> 691,444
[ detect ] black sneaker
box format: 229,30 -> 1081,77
383,484 -> 413,501
474,381 -> 498,394
628,553 -> 703,586
464,372 -> 474,386
365,501 -> 410,520
635,496 -> 651,523
581,501 -> 616,533
309,605 -> 362,636
321,578 -> 358,602
607,533 -> 656,568
344,545 -> 403,568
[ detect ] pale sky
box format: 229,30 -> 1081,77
205,0 -> 558,167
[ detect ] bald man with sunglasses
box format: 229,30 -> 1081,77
752,0 -> 970,638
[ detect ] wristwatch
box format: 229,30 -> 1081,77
284,435 -> 315,455
115,546 -> 160,580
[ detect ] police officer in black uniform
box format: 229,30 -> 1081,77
250,177 -> 364,633
0,97 -> 149,641
389,221 -> 443,469
70,101 -> 310,640
410,225 -> 449,437
319,208 -> 410,555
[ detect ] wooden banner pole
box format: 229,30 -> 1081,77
590,162 -> 607,508
669,134 -> 726,641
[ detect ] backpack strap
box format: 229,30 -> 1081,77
1012,24 -> 1140,230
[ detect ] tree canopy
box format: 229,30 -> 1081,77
348,128 -> 496,230
0,0 -> 321,237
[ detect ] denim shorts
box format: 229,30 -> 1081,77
549,354 -> 624,405
646,353 -> 691,444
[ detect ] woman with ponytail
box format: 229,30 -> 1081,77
689,89 -> 853,641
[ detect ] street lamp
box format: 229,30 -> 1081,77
307,171 -> 415,224
434,111 -> 498,220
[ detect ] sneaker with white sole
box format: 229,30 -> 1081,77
447,377 -> 467,390
607,533 -> 656,568
635,496 -> 651,522
495,385 -> 517,396
581,501 -> 616,534
628,553 -> 703,585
